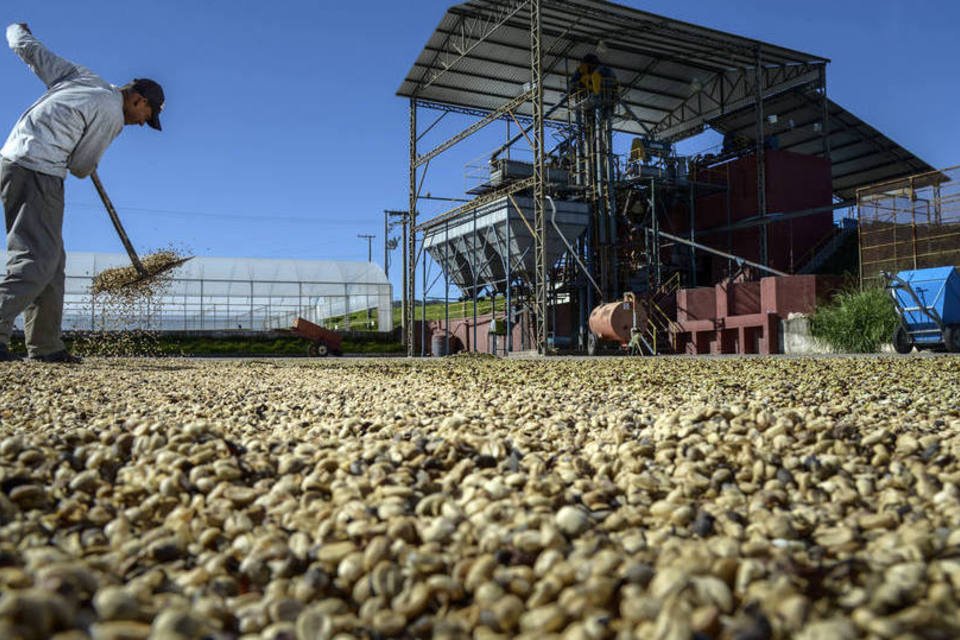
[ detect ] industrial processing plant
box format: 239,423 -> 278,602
395,0 -> 949,357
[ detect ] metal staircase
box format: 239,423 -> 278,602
798,219 -> 858,275
641,272 -> 681,354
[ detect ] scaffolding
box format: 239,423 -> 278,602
858,166 -> 960,287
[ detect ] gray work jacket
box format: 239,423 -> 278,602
0,24 -> 123,179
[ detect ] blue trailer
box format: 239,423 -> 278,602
884,266 -> 960,353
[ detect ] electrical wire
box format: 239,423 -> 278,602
66,202 -> 376,226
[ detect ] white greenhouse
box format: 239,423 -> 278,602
1,252 -> 393,332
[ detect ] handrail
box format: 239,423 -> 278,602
794,226 -> 839,272
795,223 -> 856,274
629,272 -> 682,356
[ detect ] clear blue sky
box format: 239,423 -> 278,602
1,1 -> 957,297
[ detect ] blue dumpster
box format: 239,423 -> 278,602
886,266 -> 960,353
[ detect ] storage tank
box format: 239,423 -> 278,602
431,331 -> 449,357
588,293 -> 645,345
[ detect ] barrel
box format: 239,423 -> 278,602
589,300 -> 646,345
431,331 -> 449,357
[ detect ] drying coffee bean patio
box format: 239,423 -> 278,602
0,356 -> 958,639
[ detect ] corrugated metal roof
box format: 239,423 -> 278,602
398,0 -> 829,133
398,0 -> 936,198
708,92 -> 937,200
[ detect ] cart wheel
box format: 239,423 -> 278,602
308,342 -> 329,357
587,332 -> 599,356
944,325 -> 960,353
893,326 -> 913,354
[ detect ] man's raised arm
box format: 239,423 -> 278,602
6,23 -> 80,88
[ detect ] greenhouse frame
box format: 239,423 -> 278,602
1,252 -> 394,333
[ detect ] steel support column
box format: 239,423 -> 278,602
650,179 -> 661,286
421,250 -> 427,356
531,0 -> 548,354
444,221 -> 450,353
505,214 -> 512,353
689,184 -> 696,286
910,176 -> 918,270
383,212 -> 390,279
401,214 -> 408,338
473,208 -> 478,351
819,65 -> 831,160
754,48 -> 768,267
407,99 -> 418,355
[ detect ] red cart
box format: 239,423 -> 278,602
291,317 -> 344,357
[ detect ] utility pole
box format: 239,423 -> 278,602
384,212 -> 390,277
357,234 -> 375,262
357,234 -> 376,328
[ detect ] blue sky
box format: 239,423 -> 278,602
1,1 -> 957,298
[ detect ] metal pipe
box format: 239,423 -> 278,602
548,197 -> 602,298
654,229 -> 788,277
603,109 -> 618,295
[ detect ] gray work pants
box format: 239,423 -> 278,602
0,158 -> 66,357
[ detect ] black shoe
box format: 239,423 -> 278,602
0,345 -> 21,362
29,350 -> 82,364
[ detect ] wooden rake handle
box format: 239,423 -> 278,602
90,170 -> 148,277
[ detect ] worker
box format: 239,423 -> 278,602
0,23 -> 164,363
571,53 -> 618,102
628,327 -> 645,356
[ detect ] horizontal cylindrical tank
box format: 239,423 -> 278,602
589,296 -> 645,345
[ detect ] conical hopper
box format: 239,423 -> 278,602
423,196 -> 590,294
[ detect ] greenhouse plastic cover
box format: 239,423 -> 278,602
1,251 -> 393,331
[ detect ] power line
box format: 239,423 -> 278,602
66,202 -> 378,226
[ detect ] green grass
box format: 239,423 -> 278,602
810,285 -> 899,353
319,308 -> 382,332
280,299 -> 502,331
392,299 -> 501,326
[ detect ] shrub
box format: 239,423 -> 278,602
810,285 -> 899,353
